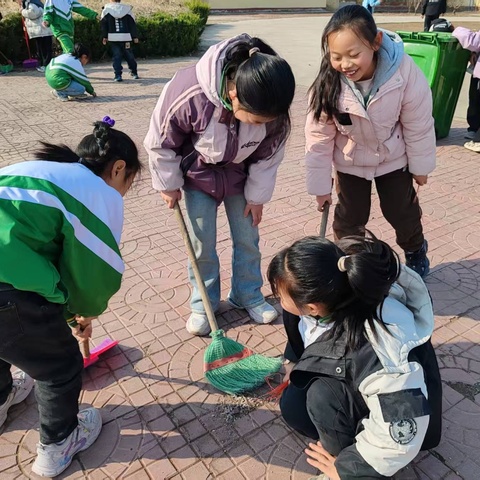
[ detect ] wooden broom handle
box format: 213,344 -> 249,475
173,202 -> 219,333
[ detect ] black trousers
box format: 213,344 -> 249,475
110,42 -> 137,76
467,76 -> 480,135
280,377 -> 369,455
333,168 -> 424,252
423,15 -> 439,32
0,285 -> 83,444
35,36 -> 53,67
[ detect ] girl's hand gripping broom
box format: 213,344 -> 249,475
173,202 -> 282,395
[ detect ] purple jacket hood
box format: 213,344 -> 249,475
195,33 -> 252,107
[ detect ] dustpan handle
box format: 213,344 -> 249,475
80,338 -> 90,358
173,202 -> 219,332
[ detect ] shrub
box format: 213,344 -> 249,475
135,12 -> 202,58
74,16 -> 108,61
0,13 -> 28,64
185,0 -> 210,27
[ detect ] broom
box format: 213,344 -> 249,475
264,202 -> 331,402
173,202 -> 282,395
21,17 -> 39,69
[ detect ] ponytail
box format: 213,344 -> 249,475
267,232 -> 399,351
223,36 -> 295,143
34,143 -> 80,163
33,117 -> 142,181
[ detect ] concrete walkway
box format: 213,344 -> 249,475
0,12 -> 479,480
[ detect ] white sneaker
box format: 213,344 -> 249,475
0,370 -> 34,428
67,94 -> 90,101
464,140 -> 480,153
186,313 -> 211,336
50,90 -> 68,102
32,407 -> 102,477
246,302 -> 278,324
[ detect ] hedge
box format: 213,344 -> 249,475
0,1 -> 210,64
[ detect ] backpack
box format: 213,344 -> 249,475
429,18 -> 453,33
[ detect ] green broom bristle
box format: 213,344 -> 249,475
204,329 -> 283,395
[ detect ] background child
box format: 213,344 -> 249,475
267,233 -> 442,480
305,5 -> 436,278
19,0 -> 53,73
43,0 -> 97,54
0,117 -> 141,478
452,26 -> 480,149
362,0 -> 381,14
46,43 -> 96,101
421,0 -> 447,32
101,0 -> 139,82
144,34 -> 295,336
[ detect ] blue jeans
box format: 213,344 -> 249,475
110,42 -> 137,77
184,189 -> 265,314
56,80 -> 86,99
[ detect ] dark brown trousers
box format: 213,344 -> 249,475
333,168 -> 424,252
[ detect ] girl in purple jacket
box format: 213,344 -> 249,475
144,35 -> 295,336
305,5 -> 436,278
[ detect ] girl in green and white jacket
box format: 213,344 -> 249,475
43,0 -> 97,54
0,117 -> 141,478
46,43 -> 96,101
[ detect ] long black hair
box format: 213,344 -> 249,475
34,119 -> 142,182
309,5 -> 378,121
223,37 -> 296,144
72,43 -> 91,60
267,232 -> 400,351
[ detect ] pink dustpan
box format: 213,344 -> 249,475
22,58 -> 38,69
83,339 -> 119,368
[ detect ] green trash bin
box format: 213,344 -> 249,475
396,31 -> 470,139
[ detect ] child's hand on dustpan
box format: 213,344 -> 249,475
71,315 -> 96,341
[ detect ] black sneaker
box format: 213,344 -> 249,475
130,72 -> 139,79
405,240 -> 430,278
114,75 -> 122,82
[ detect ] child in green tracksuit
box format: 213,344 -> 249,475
43,0 -> 97,53
46,43 -> 96,101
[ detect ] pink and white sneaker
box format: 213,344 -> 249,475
32,407 -> 102,477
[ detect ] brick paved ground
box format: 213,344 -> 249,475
1,40 -> 480,480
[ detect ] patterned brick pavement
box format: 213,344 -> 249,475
0,49 -> 480,480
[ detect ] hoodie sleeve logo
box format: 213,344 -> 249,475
389,418 -> 417,445
241,141 -> 260,149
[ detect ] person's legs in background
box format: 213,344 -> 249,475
124,43 -> 138,79
110,42 -> 124,82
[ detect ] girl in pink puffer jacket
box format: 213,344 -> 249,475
305,5 -> 436,278
452,26 -> 480,150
